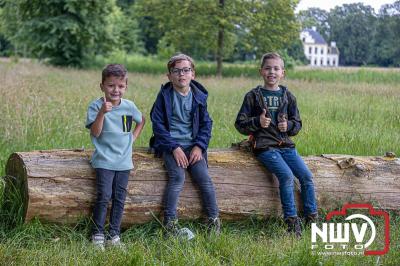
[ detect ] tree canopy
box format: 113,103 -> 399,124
368,2 -> 400,66
1,0 -> 400,68
135,0 -> 299,75
297,8 -> 330,40
328,3 -> 376,66
0,0 -> 142,67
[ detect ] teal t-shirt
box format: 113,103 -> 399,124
86,98 -> 142,171
170,89 -> 194,147
261,88 -> 283,124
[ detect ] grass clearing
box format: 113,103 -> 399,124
0,61 -> 399,265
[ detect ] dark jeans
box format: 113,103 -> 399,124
92,168 -> 130,237
163,147 -> 219,222
257,148 -> 317,219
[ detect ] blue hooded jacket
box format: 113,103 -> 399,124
150,80 -> 213,154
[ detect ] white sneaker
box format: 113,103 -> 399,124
91,234 -> 105,251
177,227 -> 195,241
106,235 -> 126,250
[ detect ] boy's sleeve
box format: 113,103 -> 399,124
234,92 -> 262,135
131,102 -> 143,124
85,101 -> 99,129
193,103 -> 212,151
286,94 -> 302,136
150,91 -> 180,153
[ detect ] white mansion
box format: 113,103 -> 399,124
300,27 -> 339,67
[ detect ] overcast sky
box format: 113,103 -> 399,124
296,0 -> 397,12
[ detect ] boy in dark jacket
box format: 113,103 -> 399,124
151,53 -> 220,235
235,52 -> 317,237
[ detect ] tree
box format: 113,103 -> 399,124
241,0 -> 299,59
116,0 -> 135,10
0,0 -> 122,67
297,8 -> 330,40
134,0 -> 299,75
286,39 -> 308,64
328,3 -> 376,66
0,8 -> 12,56
369,1 -> 400,66
113,5 -> 145,54
0,34 -> 11,56
135,0 -> 239,76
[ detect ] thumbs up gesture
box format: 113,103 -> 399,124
100,94 -> 113,114
260,109 -> 271,128
278,114 -> 287,132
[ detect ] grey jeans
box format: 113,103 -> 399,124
92,168 -> 130,237
162,146 -> 219,222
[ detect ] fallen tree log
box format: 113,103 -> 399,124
3,148 -> 400,226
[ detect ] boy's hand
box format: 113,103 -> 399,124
173,147 -> 189,168
189,146 -> 203,165
278,120 -> 288,132
260,109 -> 271,128
100,96 -> 113,114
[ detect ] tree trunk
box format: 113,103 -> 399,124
3,148 -> 400,226
216,0 -> 224,77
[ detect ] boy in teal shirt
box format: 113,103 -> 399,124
86,64 -> 145,249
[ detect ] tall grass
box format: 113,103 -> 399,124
0,60 -> 399,265
288,66 -> 400,84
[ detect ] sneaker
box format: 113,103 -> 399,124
285,216 -> 302,238
164,219 -> 195,240
206,217 -> 221,235
164,219 -> 180,237
177,227 -> 195,240
91,233 -> 105,251
305,213 -> 319,226
106,235 -> 126,250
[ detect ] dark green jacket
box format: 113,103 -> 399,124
234,85 -> 302,153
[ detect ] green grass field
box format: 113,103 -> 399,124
0,60 -> 399,265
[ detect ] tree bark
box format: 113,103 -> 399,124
216,0 -> 224,77
3,148 -> 400,226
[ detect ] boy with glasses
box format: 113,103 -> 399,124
150,53 -> 220,236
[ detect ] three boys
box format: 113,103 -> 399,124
86,52 -> 317,246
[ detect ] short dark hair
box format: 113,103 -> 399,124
167,53 -> 195,72
260,52 -> 285,69
102,64 -> 128,83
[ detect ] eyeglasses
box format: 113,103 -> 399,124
170,67 -> 192,75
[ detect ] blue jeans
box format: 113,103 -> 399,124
257,148 -> 317,219
92,168 -> 130,237
163,147 -> 219,222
